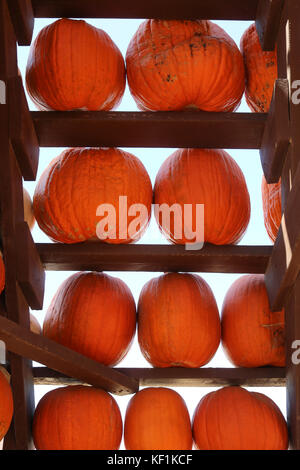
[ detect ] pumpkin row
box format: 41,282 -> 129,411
8,270 -> 282,369
15,147 -> 280,246
32,384 -> 288,450
24,18 -> 276,115
0,371 -> 287,450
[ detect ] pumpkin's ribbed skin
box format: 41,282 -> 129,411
26,18 -> 126,111
192,386 -> 288,450
33,385 -> 122,450
240,23 -> 277,112
154,148 -> 250,245
43,272 -> 136,366
138,273 -> 220,367
23,188 -> 35,231
33,147 -> 152,244
126,20 -> 245,112
0,252 -> 5,295
124,387 -> 193,450
0,368 -> 13,440
30,313 -> 41,335
221,274 -> 285,367
262,176 -> 281,243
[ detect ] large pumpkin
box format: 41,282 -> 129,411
0,368 -> 13,440
262,175 -> 281,243
221,274 -> 285,367
124,387 -> 192,450
33,147 -> 152,244
0,252 -> 5,295
240,23 -> 277,112
43,272 -> 136,366
192,386 -> 288,450
154,148 -> 250,245
138,273 -> 220,367
26,18 -> 126,111
126,20 -> 245,112
33,385 -> 122,450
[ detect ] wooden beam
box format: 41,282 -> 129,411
9,77 -> 39,181
0,312 -> 138,396
7,0 -> 34,46
32,111 -> 267,149
260,79 -> 290,183
32,366 -> 286,388
0,0 -> 35,450
16,222 -> 45,311
36,243 -> 272,274
256,0 -> 284,51
32,0 -> 259,20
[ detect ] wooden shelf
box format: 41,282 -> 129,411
31,0 -> 259,20
32,111 -> 266,149
33,366 -> 286,388
36,243 -> 272,274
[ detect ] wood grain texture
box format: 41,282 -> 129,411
0,311 -> 138,396
32,111 -> 267,149
32,0 -> 259,20
260,79 -> 290,183
36,243 -> 272,274
256,0 -> 285,51
32,366 -> 286,388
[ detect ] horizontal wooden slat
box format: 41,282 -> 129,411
7,0 -> 34,46
0,313 -> 138,395
32,366 -> 286,388
36,243 -> 272,274
32,111 -> 267,149
32,0 -> 259,20
260,79 -> 290,183
256,0 -> 284,51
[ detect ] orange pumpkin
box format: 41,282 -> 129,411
0,252 -> 5,295
124,387 -> 193,450
240,23 -> 277,112
30,313 -> 42,335
262,175 -> 282,242
0,368 -> 13,440
192,386 -> 288,450
43,272 -> 136,366
154,148 -> 250,245
221,274 -> 285,367
126,19 -> 245,112
26,18 -> 126,111
33,147 -> 152,244
33,385 -> 122,450
138,273 -> 220,367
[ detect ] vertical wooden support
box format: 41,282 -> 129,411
279,0 -> 300,450
0,0 -> 35,450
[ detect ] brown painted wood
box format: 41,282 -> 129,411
0,0 -> 35,450
256,0 -> 284,51
16,222 -> 45,310
36,243 -> 272,274
32,366 -> 286,388
260,79 -> 290,183
7,0 -> 34,46
0,311 -> 138,396
8,76 -> 39,181
32,111 -> 267,149
32,0 -> 259,20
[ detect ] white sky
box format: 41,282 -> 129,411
16,18 -> 286,449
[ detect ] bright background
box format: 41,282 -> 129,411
15,18 -> 285,449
